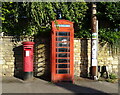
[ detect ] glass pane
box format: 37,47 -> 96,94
56,32 -> 70,36
56,42 -> 69,47
57,64 -> 70,68
56,48 -> 70,52
57,53 -> 70,57
57,69 -> 69,74
56,37 -> 70,41
57,59 -> 70,63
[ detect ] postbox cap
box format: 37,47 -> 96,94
22,41 -> 34,45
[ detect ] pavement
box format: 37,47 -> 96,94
1,76 -> 119,94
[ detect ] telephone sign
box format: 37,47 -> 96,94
55,24 -> 71,27
51,20 -> 74,83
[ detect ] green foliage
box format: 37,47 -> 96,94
109,73 -> 117,79
97,2 -> 120,47
98,73 -> 118,83
105,73 -> 118,83
2,2 -> 29,35
105,78 -> 118,83
99,29 -> 120,44
29,2 -> 88,35
1,2 -> 120,47
2,2 -> 88,36
74,29 -> 91,38
106,2 -> 120,28
97,2 -> 120,29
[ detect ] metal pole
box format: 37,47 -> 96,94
91,2 -> 98,80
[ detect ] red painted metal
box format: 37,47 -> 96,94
22,41 -> 34,72
51,19 -> 74,83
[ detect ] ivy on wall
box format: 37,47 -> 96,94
1,2 -> 120,47
2,2 -> 88,36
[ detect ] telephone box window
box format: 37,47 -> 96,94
56,32 -> 70,36
57,53 -> 70,57
57,69 -> 69,74
56,48 -> 70,52
56,37 -> 70,41
57,59 -> 70,63
56,42 -> 70,47
56,64 -> 70,68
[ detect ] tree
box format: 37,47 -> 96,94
2,2 -> 88,36
97,2 -> 120,29
2,2 -> 120,46
2,2 -> 29,35
97,2 -> 120,46
26,2 -> 88,36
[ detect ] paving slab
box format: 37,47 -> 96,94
1,77 -> 119,94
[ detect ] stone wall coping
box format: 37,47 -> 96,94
0,36 -> 14,38
0,36 -> 34,38
74,38 -> 91,40
1,36 -> 91,40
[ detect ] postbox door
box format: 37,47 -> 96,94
24,48 -> 33,72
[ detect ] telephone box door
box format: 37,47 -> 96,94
51,20 -> 74,83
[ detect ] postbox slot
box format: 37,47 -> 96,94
56,64 -> 70,68
56,48 -> 70,52
56,59 -> 70,63
56,32 -> 70,36
24,47 -> 32,49
56,69 -> 69,74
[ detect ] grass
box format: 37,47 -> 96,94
98,73 -> 118,83
105,78 -> 118,83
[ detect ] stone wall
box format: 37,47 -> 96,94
74,38 -> 119,77
74,38 -> 91,77
0,36 -> 34,77
33,37 -> 51,81
98,43 -> 118,75
0,36 -> 119,78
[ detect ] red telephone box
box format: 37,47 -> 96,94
22,41 -> 34,80
51,20 -> 74,83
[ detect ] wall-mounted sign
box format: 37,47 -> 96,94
92,58 -> 97,66
92,40 -> 97,59
92,33 -> 97,39
26,51 -> 30,56
92,39 -> 97,66
55,24 -> 70,27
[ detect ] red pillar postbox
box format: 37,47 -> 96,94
51,20 -> 74,83
22,41 -> 34,80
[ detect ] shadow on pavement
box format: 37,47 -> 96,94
55,82 -> 111,95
